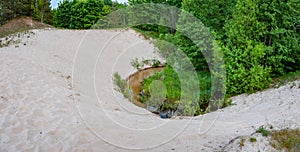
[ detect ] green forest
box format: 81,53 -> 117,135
1,0 -> 299,115
0,0 -> 53,24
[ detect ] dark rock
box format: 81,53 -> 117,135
159,112 -> 167,119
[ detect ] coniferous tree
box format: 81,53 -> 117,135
32,0 -> 52,23
0,0 -> 14,25
0,0 -> 53,25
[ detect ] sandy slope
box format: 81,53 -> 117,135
0,29 -> 299,151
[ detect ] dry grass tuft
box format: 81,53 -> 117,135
270,129 -> 300,152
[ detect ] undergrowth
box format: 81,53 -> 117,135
271,70 -> 300,88
140,65 -> 214,116
270,129 -> 300,152
113,72 -> 131,99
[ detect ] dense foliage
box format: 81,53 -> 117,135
140,65 -> 211,115
127,0 -> 182,35
133,0 -> 300,115
0,0 -> 53,25
53,0 -> 125,29
180,0 -> 300,95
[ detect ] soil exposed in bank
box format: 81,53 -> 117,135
127,66 -> 164,108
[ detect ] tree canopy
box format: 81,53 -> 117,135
53,0 -> 126,29
0,0 -> 53,25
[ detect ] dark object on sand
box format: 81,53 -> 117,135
159,112 -> 167,119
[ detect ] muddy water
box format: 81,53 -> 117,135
127,67 -> 164,108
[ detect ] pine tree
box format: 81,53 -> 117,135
17,0 -> 33,16
0,0 -> 14,25
32,0 -> 52,23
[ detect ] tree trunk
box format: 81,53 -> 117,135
41,12 -> 44,23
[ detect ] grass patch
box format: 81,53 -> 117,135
113,72 -> 131,99
0,28 -> 32,38
239,137 -> 246,147
271,70 -> 300,88
249,137 -> 257,142
256,125 -> 270,137
270,129 -> 300,152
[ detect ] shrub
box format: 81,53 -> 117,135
249,137 -> 257,142
130,58 -> 163,70
256,125 -> 270,137
113,72 -> 131,99
151,59 -> 161,67
130,58 -> 142,70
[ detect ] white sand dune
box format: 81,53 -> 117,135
0,29 -> 299,151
